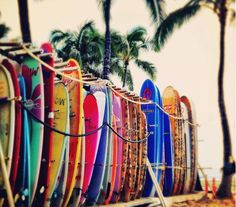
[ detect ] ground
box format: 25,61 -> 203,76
172,195 -> 235,207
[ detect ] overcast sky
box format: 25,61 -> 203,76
0,0 -> 235,179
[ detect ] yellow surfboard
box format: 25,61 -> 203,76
45,81 -> 70,206
61,59 -> 83,207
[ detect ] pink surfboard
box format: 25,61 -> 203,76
111,94 -> 123,203
80,94 -> 99,204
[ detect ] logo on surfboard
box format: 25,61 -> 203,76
142,88 -> 152,99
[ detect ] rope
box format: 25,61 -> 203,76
19,101 -> 105,137
106,122 -> 149,143
19,100 -> 148,143
107,83 -> 199,127
19,43 -> 199,126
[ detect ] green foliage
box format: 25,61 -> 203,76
50,23 -> 156,90
144,0 -> 167,24
134,59 -> 157,80
110,26 -> 156,88
50,21 -> 104,76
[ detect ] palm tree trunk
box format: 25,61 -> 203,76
122,60 -> 129,87
17,0 -> 32,43
103,0 -> 111,80
216,0 -> 235,198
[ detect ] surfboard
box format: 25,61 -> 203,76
0,64 -> 15,178
104,115 -> 118,205
69,89 -> 86,207
51,135 -> 70,207
21,56 -> 45,203
61,59 -> 83,207
0,64 -> 15,206
133,98 -> 143,199
189,100 -> 198,193
140,79 -> 160,197
123,97 -> 138,202
85,87 -> 108,206
113,94 -> 129,202
44,81 -> 70,206
2,59 -> 21,193
174,89 -> 185,194
181,100 -> 191,194
136,111 -> 148,198
80,94 -> 100,205
97,88 -> 113,205
14,74 -> 31,207
162,112 -> 174,196
32,42 -> 55,206
156,85 -> 165,191
163,86 -> 183,195
111,94 -> 123,203
181,96 -> 198,193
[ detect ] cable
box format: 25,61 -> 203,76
106,123 -> 149,143
19,100 -> 148,143
19,101 -> 105,137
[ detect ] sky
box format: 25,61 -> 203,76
0,0 -> 235,179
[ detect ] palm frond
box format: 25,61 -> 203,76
50,30 -> 70,46
0,23 -> 10,39
127,26 -> 147,43
134,59 -> 157,80
145,0 -> 167,24
153,3 -> 201,51
229,9 -> 235,25
77,21 -> 95,46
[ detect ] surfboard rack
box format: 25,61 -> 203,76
0,42 -> 31,47
8,48 -> 43,57
54,58 -> 63,64
54,61 -> 69,68
82,73 -> 93,78
0,142 -> 15,207
38,52 -> 53,59
83,77 -> 98,81
56,66 -> 80,72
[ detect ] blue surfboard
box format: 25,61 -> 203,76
15,75 -> 31,207
155,85 -> 164,187
97,88 -> 113,204
140,79 -> 161,197
162,113 -> 174,196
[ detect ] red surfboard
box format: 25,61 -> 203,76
32,42 -> 55,205
80,94 -> 99,205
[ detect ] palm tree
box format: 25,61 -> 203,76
50,24 -> 156,90
17,0 -> 31,42
50,21 -> 105,77
111,27 -> 157,89
97,0 -> 112,80
147,0 -> 235,198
